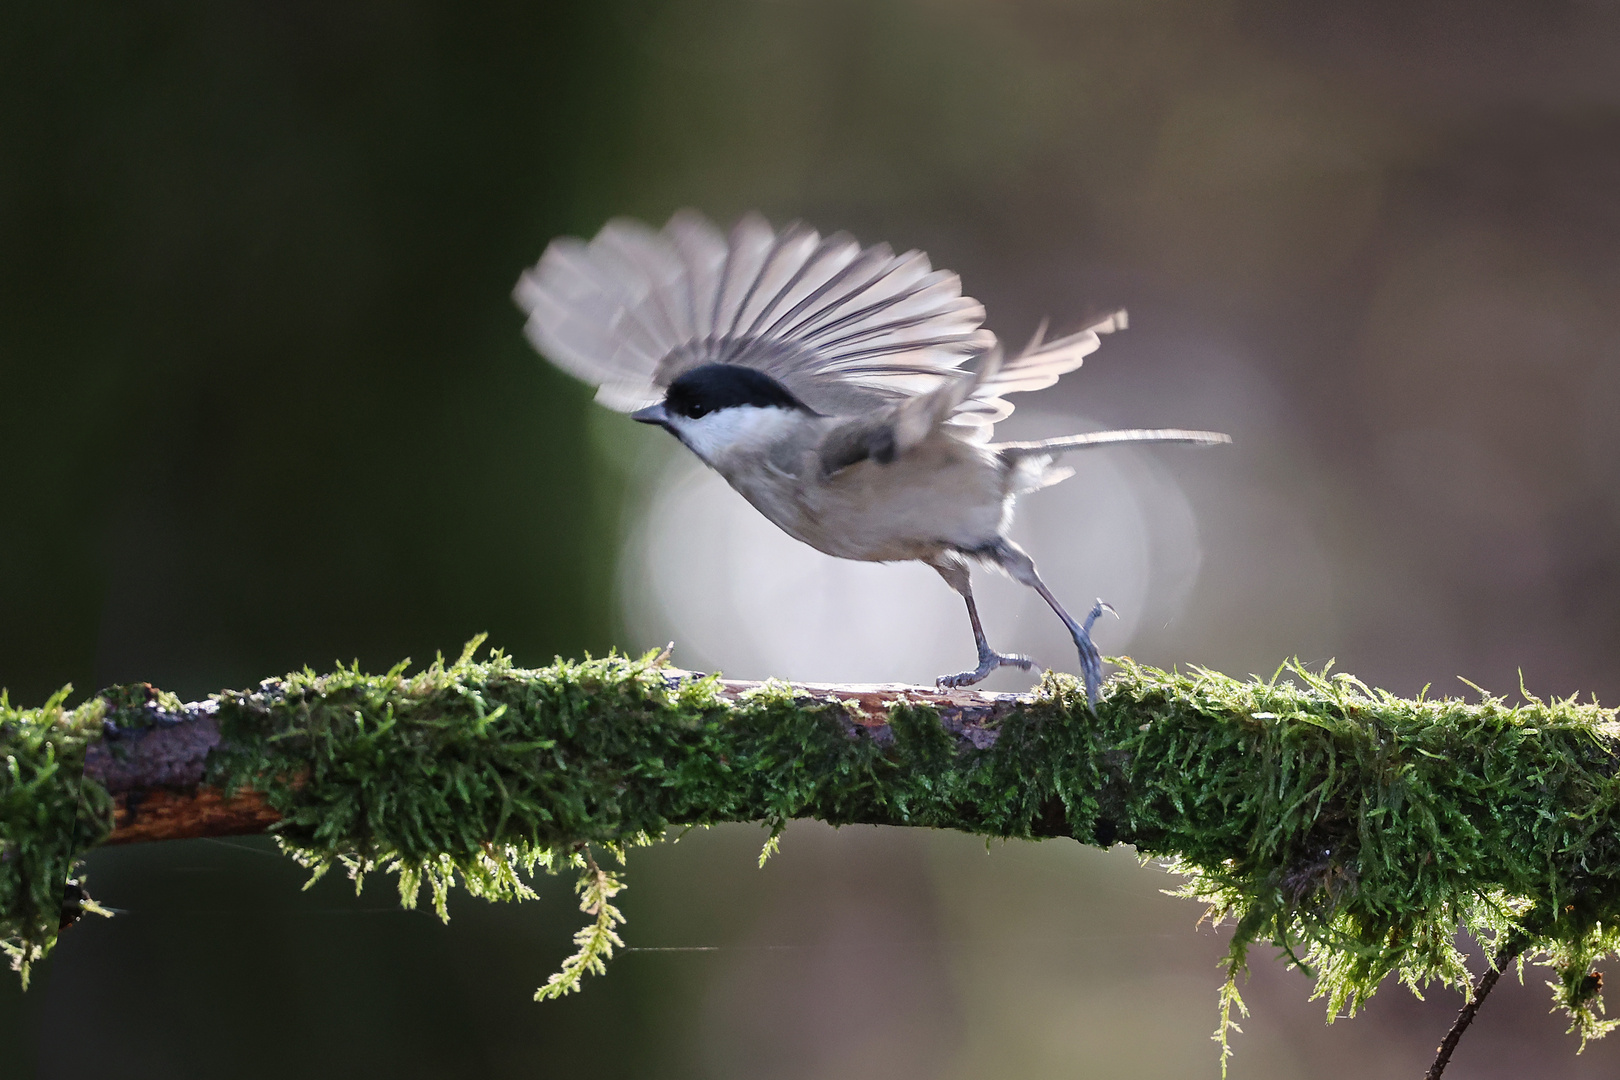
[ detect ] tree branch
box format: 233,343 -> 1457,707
5,645 -> 1619,1059
81,675 -> 1018,843
1425,934 -> 1528,1080
82,693 -> 282,844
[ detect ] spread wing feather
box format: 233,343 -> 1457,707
514,210 -> 1115,438
516,210 -> 993,416
940,310 -> 1127,442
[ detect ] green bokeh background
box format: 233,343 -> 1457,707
7,3 -> 1620,1077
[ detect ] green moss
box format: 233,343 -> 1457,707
9,641 -> 1620,1049
0,686 -> 113,986
1090,661 -> 1620,1042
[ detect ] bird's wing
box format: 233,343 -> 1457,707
513,210 -> 993,414
941,310 -> 1127,443
817,347 -> 1004,475
815,312 -> 1128,471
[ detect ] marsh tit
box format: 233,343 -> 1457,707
514,211 -> 1228,705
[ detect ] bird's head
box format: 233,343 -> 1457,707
632,363 -> 818,465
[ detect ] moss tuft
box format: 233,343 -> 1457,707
0,686 -> 114,985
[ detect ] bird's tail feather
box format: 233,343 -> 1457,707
991,428 -> 1231,458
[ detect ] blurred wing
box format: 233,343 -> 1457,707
514,210 -> 994,414
944,310 -> 1128,442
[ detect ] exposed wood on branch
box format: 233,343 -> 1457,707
102,786 -> 283,845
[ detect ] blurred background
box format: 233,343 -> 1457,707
5,1 -> 1620,1077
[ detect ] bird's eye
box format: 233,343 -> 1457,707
687,404 -> 709,419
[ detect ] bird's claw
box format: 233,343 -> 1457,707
936,650 -> 1036,689
1076,598 -> 1117,710
1082,599 -> 1118,633
1077,634 -> 1104,709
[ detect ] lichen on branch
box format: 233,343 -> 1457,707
5,640 -> 1620,1043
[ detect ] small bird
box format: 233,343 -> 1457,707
515,211 -> 1228,705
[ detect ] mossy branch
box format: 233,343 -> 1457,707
5,641 -> 1620,1064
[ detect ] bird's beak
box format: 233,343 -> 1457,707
631,402 -> 671,428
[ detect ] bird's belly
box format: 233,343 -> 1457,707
721,450 -> 1009,563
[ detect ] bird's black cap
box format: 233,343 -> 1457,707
662,363 -> 814,420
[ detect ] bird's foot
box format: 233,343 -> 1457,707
1075,600 -> 1118,709
936,650 -> 1036,689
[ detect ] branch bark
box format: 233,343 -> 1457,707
83,696 -> 282,843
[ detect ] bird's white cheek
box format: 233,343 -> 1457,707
672,407 -> 801,464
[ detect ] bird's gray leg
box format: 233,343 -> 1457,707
990,541 -> 1116,707
940,591 -> 1037,689
929,555 -> 1035,689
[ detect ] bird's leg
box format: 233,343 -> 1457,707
986,539 -> 1117,708
936,591 -> 1035,689
929,554 -> 1034,689
1029,579 -> 1115,707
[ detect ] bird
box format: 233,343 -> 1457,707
514,210 -> 1229,706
